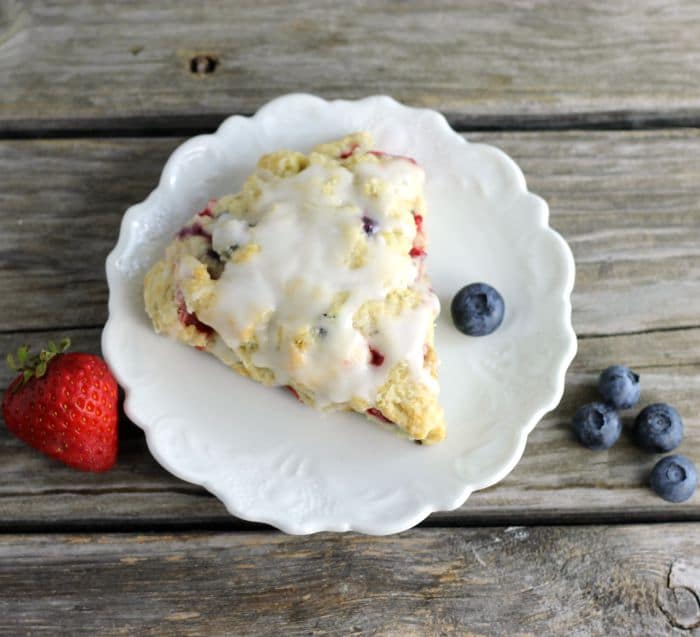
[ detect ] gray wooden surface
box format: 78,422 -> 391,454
1,1 -> 700,133
0,130 -> 698,530
2,526 -> 699,636
2,130 -> 700,334
1,325 -> 698,529
1,2 -> 699,635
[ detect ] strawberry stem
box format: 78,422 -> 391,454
6,337 -> 71,389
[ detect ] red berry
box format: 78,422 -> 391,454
2,344 -> 118,472
410,212 -> 426,258
339,143 -> 359,159
367,407 -> 393,424
286,385 -> 301,401
176,222 -> 212,240
196,198 -> 218,218
369,347 -> 385,366
176,292 -> 215,336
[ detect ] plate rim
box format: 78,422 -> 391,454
103,93 -> 577,534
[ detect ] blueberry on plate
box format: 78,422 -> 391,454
634,403 -> 683,452
650,455 -> 697,502
571,402 -> 622,450
598,365 -> 640,409
450,283 -> 505,336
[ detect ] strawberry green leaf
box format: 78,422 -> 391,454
17,346 -> 28,366
6,337 -> 72,387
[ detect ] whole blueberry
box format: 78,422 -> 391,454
598,365 -> 640,409
450,283 -> 505,336
650,455 -> 697,502
634,403 -> 683,452
571,402 -> 622,450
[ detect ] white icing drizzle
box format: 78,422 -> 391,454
197,157 -> 439,406
212,218 -> 249,255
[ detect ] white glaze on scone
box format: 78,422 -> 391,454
144,133 -> 445,442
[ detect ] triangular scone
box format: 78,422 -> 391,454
144,133 -> 445,443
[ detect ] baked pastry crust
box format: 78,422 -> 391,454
144,133 -> 445,443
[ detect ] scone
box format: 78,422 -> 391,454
144,132 -> 445,443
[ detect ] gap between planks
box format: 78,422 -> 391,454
2,112 -> 700,141
2,511 -> 700,535
4,0 -> 700,140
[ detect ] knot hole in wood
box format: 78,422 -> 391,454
656,559 -> 700,630
190,55 -> 219,75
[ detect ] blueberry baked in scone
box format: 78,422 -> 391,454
144,132 -> 445,443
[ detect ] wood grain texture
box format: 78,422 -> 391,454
1,525 -> 698,636
0,139 -> 174,331
0,129 -> 699,527
1,1 -> 700,132
1,129 -> 699,333
0,328 -> 697,528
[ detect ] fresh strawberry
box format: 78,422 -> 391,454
1,338 -> 118,472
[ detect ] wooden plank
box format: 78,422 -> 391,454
0,130 -> 699,527
482,130 -> 700,337
0,130 -> 698,527
1,129 -> 699,334
0,138 -> 175,331
1,526 -> 698,635
0,326 -> 697,528
2,1 -> 700,132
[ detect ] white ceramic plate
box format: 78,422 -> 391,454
103,94 -> 576,535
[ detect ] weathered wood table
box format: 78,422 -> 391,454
1,2 -> 699,635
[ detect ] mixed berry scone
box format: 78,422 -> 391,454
144,132 -> 445,443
